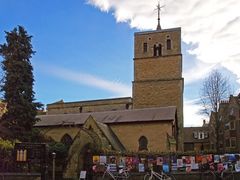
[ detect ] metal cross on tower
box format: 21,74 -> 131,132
156,1 -> 164,30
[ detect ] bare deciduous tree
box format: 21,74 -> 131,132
200,69 -> 230,152
200,70 -> 230,115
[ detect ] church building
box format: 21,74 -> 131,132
36,17 -> 184,178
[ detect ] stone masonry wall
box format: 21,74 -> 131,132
47,98 -> 132,115
110,122 -> 173,152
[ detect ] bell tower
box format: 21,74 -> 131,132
132,25 -> 184,150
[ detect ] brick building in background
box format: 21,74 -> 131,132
183,120 -> 210,151
209,94 -> 240,152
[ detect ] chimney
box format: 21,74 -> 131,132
203,119 -> 206,126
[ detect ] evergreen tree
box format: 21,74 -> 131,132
0,26 -> 40,141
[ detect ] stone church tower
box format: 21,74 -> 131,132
132,27 -> 184,150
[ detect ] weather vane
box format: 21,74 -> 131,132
155,1 -> 165,30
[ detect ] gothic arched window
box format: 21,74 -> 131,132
138,136 -> 148,151
61,134 -> 73,147
166,39 -> 171,50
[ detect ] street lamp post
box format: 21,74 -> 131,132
52,152 -> 56,180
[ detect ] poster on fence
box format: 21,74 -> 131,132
214,155 -> 220,163
109,156 -> 116,164
138,163 -> 145,172
195,155 -> 202,163
191,163 -> 199,170
126,156 -> 133,170
99,155 -> 107,165
186,164 -> 191,173
235,161 -> 240,172
118,156 -> 126,167
92,155 -> 100,164
163,164 -> 169,173
190,156 -> 195,164
177,159 -> 183,167
156,157 -> 163,166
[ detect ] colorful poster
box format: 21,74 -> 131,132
182,156 -> 186,165
186,164 -> 191,173
99,155 -> 107,164
126,157 -> 133,170
225,154 -> 236,162
190,156 -> 195,164
217,163 -> 224,173
118,156 -> 126,167
171,155 -> 177,164
108,163 -> 117,172
207,154 -> 213,162
163,164 -> 169,173
235,161 -> 240,172
195,155 -> 202,163
185,156 -> 191,164
201,155 -> 208,164
109,156 -> 116,164
138,163 -> 145,172
133,156 -> 139,165
191,163 -> 199,170
163,156 -> 169,164
214,155 -> 220,163
156,157 -> 163,166
93,155 -> 100,164
177,159 -> 183,167
220,155 -> 225,163
171,165 -> 178,171
235,154 -> 240,161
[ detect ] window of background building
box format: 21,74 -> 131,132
211,144 -> 215,149
204,132 -> 208,138
230,121 -> 235,130
225,123 -> 230,130
193,131 -> 198,139
198,131 -> 205,139
230,138 -> 236,147
143,43 -> 148,53
225,139 -> 230,147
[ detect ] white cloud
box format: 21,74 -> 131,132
184,99 -> 208,127
40,64 -> 132,97
87,0 -> 240,85
183,61 -> 216,85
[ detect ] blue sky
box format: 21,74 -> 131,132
1,0 -> 240,126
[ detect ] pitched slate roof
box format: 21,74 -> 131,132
35,106 -> 176,127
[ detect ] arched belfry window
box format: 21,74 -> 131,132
166,39 -> 171,50
153,44 -> 162,56
138,136 -> 148,151
61,134 -> 73,147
